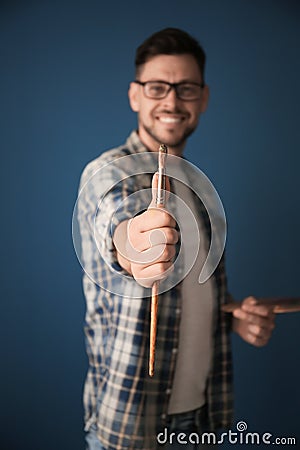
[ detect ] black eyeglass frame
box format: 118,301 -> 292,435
133,80 -> 205,101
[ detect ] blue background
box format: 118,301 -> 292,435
1,1 -> 299,449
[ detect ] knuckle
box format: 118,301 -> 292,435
247,333 -> 255,344
157,261 -> 172,275
171,229 -> 179,243
157,262 -> 167,273
164,228 -> 174,242
250,324 -> 260,336
165,229 -> 177,245
256,325 -> 264,336
163,245 -> 175,260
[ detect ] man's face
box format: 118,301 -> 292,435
128,54 -> 209,155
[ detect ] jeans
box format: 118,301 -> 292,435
85,405 -> 216,449
85,423 -> 105,450
162,405 -> 216,449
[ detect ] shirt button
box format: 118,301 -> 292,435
175,308 -> 181,315
172,348 -> 178,354
161,414 -> 167,420
166,389 -> 171,395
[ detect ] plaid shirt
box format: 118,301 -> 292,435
77,131 -> 233,450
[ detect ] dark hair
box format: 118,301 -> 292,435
135,27 -> 206,80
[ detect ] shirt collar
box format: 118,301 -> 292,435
126,130 -> 150,154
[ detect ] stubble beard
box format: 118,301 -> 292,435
142,123 -> 197,152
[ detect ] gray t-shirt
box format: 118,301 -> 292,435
168,179 -> 216,414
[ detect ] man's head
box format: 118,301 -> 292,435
129,28 -> 209,155
134,28 -> 206,81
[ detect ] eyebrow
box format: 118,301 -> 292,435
140,78 -> 203,84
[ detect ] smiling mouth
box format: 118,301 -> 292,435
157,116 -> 183,124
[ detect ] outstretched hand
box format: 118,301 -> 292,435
113,172 -> 178,287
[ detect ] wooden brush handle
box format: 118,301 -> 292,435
149,280 -> 159,376
149,144 -> 168,377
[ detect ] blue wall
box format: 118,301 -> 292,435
1,1 -> 299,449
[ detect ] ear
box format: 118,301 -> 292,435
200,84 -> 209,113
128,82 -> 140,112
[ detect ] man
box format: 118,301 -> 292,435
77,28 -> 275,450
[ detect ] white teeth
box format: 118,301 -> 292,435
159,117 -> 181,123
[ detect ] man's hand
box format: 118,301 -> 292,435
232,296 -> 275,347
113,173 -> 178,287
126,208 -> 178,287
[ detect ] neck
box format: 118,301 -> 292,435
137,129 -> 185,157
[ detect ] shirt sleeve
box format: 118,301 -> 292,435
77,157 -> 152,279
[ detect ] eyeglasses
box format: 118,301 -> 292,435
134,80 -> 205,101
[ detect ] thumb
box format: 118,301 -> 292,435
150,172 -> 170,208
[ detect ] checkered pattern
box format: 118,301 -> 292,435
77,131 -> 233,450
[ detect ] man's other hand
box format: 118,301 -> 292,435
232,296 -> 275,347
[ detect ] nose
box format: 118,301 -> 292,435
162,86 -> 179,108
